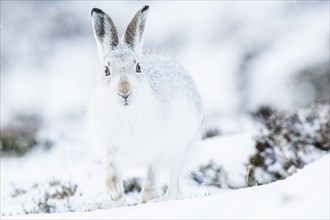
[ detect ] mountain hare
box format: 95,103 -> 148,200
87,5 -> 203,210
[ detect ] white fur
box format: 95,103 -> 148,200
86,6 -> 203,211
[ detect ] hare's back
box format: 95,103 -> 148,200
144,55 -> 201,111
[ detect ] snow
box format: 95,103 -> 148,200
1,133 -> 329,219
3,155 -> 329,219
195,133 -> 256,187
0,133 -> 253,216
1,1 -> 329,219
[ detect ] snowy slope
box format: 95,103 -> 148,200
3,155 -> 329,219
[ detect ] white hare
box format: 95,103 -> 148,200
87,5 -> 203,210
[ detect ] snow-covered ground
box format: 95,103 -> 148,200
0,132 -> 255,216
3,151 -> 329,219
1,133 -> 329,219
1,1 -> 329,219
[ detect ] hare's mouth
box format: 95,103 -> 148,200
118,92 -> 132,106
120,99 -> 130,106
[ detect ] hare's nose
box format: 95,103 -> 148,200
118,91 -> 132,100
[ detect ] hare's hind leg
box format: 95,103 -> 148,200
141,164 -> 159,203
163,145 -> 189,201
163,164 -> 182,200
105,151 -> 126,206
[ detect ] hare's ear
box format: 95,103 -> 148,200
124,5 -> 149,53
91,8 -> 119,59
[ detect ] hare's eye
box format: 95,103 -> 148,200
105,66 -> 111,76
136,63 -> 141,73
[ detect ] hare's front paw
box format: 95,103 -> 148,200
106,174 -> 126,205
108,188 -> 125,204
110,193 -> 126,207
106,182 -> 125,206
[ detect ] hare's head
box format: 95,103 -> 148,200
91,6 -> 149,106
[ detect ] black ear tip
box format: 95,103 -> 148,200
91,8 -> 104,16
141,5 -> 149,13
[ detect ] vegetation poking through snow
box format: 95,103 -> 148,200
8,178 -> 145,215
191,105 -> 329,188
50,182 -> 78,200
6,180 -> 80,215
202,128 -> 222,140
247,104 -> 330,186
10,185 -> 27,198
0,115 -> 53,157
1,115 -> 39,157
23,191 -> 56,214
191,160 -> 233,189
123,177 -> 143,194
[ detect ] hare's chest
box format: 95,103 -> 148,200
107,106 -> 162,148
106,107 -> 164,165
